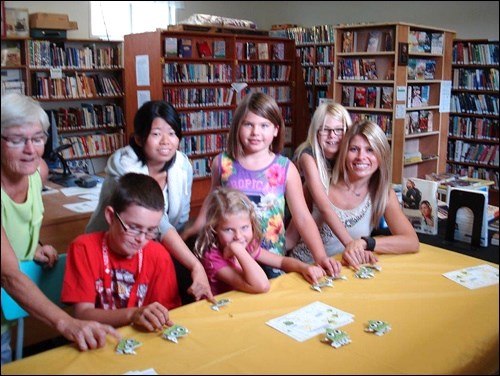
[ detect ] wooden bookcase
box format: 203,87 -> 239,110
124,30 -> 301,216
447,39 -> 499,206
333,22 -> 455,184
1,36 -> 126,173
286,25 -> 335,116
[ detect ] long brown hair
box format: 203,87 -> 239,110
226,92 -> 285,159
331,120 -> 391,228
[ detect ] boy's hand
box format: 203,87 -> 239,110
131,302 -> 173,331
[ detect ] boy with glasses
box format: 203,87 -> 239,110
62,173 -> 181,332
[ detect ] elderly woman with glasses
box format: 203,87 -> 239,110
1,93 -> 120,365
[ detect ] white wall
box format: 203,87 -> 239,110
6,1 -> 499,40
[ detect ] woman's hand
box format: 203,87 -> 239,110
34,244 -> 59,267
342,247 -> 378,269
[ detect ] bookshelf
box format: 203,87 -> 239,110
333,22 -> 455,184
286,25 -> 335,116
1,37 -> 27,95
447,39 -> 499,206
124,30 -> 300,216
1,36 -> 126,173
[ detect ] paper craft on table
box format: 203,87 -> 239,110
443,264 -> 499,289
266,301 -> 354,342
63,200 -> 99,213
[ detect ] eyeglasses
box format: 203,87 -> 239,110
114,212 -> 160,240
1,134 -> 48,148
318,128 -> 344,136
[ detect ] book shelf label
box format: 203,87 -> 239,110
439,80 -> 452,113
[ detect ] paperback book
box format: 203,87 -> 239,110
272,43 -> 285,60
213,40 -> 226,58
403,177 -> 438,235
196,41 -> 212,58
178,39 -> 192,58
165,37 -> 178,57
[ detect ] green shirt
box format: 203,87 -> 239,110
1,171 -> 44,334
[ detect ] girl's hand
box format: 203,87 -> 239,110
131,302 -> 173,331
317,256 -> 342,277
341,249 -> 378,270
301,264 -> 326,285
34,244 -> 58,268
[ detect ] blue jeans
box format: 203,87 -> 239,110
1,329 -> 12,365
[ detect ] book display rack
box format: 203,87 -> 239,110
124,30 -> 300,216
333,22 -> 455,184
447,39 -> 499,205
1,36 -> 125,173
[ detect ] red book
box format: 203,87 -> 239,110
197,41 -> 212,58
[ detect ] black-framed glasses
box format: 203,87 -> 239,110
318,128 -> 344,137
1,134 -> 48,148
114,212 -> 160,240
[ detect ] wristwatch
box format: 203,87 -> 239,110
361,236 -> 376,251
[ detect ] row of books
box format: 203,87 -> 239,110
408,30 -> 443,54
337,58 -> 379,80
297,45 -> 335,66
449,140 -> 499,166
50,104 -> 125,131
341,86 -> 393,110
407,59 -> 436,80
301,66 -> 333,85
237,86 -> 292,104
350,113 -> 392,137
407,85 -> 430,108
405,110 -> 434,135
27,40 -> 122,69
448,116 -> 498,140
59,133 -> 125,160
179,133 -> 228,157
163,63 -> 233,83
31,73 -> 123,100
235,64 -> 291,82
179,110 -> 233,132
235,42 -> 285,61
163,87 -> 234,108
450,93 -> 499,115
452,42 -> 499,65
452,67 -> 499,91
190,157 -> 213,178
341,30 -> 393,53
286,25 -> 335,45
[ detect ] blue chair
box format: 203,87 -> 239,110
1,254 -> 67,360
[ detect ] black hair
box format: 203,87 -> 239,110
129,100 -> 182,172
110,172 -> 164,213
